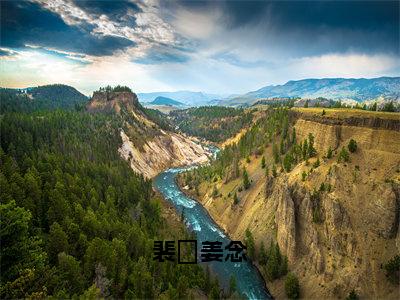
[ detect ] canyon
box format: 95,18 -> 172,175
179,108 -> 400,299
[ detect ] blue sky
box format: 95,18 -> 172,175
1,0 -> 399,95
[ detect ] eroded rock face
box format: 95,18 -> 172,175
87,91 -> 140,113
323,197 -> 356,256
366,185 -> 398,238
119,130 -> 211,178
274,178 -> 297,263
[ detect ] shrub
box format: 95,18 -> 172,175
312,158 -> 320,168
283,153 -> 293,172
338,147 -> 350,163
301,171 -> 307,181
243,168 -> 250,189
212,187 -> 219,198
233,192 -> 239,205
285,273 -> 300,299
346,289 -> 358,300
326,147 -> 333,159
348,139 -> 357,153
384,255 -> 400,284
272,164 -> 277,178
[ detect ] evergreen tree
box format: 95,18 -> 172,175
272,164 -> 277,178
326,146 -> 333,159
348,139 -> 357,153
338,147 -> 350,163
273,142 -> 280,163
291,128 -> 296,145
245,229 -> 255,259
233,192 -> 239,205
243,168 -> 250,190
229,276 -> 237,296
346,289 -> 358,300
283,153 -> 293,172
285,273 -> 300,299
302,139 -> 308,160
307,133 -> 316,157
259,241 -> 268,265
384,255 -> 400,284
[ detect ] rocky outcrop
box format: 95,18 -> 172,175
87,91 -> 141,113
290,110 -> 400,131
185,109 -> 400,299
273,179 -> 297,263
88,90 -> 212,178
365,184 -> 398,239
119,130 -> 211,178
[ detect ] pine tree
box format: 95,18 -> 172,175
348,139 -> 357,153
302,139 -> 308,160
259,241 -> 268,265
285,273 -> 300,299
272,164 -> 277,178
338,147 -> 350,163
280,138 -> 285,155
233,192 -> 239,205
283,153 -> 293,172
245,229 -> 255,259
243,168 -> 250,189
291,128 -> 296,145
229,276 -> 237,296
273,142 -> 280,163
301,171 -> 307,181
326,146 -> 333,159
307,133 -> 316,157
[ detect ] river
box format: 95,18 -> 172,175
153,157 -> 272,299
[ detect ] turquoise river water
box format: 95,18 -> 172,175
153,161 -> 272,299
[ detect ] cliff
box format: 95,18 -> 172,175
183,108 -> 400,299
87,90 -> 211,178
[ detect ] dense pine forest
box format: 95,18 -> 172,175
170,106 -> 254,142
0,85 -> 88,113
0,90 -> 214,298
182,107 -> 294,183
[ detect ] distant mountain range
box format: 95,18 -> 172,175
218,77 -> 400,106
137,91 -> 228,106
149,96 -> 185,107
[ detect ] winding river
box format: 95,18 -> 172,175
153,156 -> 272,299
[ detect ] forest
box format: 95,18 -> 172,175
0,91 -> 219,298
170,106 -> 254,142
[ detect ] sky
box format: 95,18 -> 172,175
1,0 -> 399,95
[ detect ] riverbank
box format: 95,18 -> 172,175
153,167 -> 272,299
174,175 -> 273,299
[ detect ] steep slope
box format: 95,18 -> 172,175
87,90 -> 211,178
179,108 -> 400,299
170,106 -> 254,143
221,77 -> 400,106
0,84 -> 88,112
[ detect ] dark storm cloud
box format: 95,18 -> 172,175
0,1 -> 135,56
72,0 -> 140,26
0,49 -> 12,57
134,46 -> 191,65
176,0 -> 399,55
